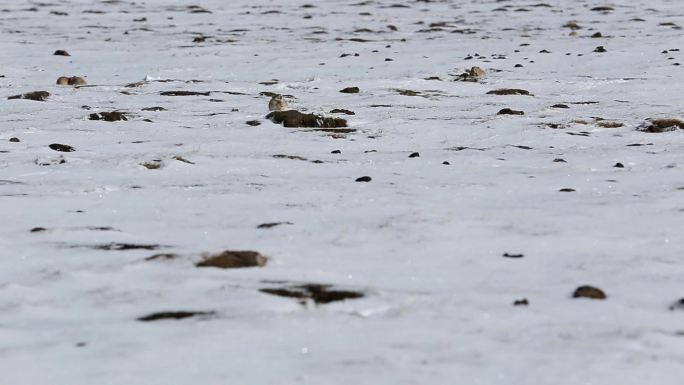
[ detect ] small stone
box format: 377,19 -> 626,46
53,49 -> 70,56
89,111 -> 127,122
573,285 -> 606,300
355,176 -> 372,182
559,188 -> 576,192
246,120 -> 261,126
503,253 -> 524,258
442,161 -> 450,165
408,152 -> 420,158
497,108 -> 524,115
614,162 -> 624,168
330,108 -> 355,115
594,46 -> 607,53
30,227 -> 47,232
513,299 -> 529,306
266,110 -> 347,128
553,158 -> 567,163
340,86 -> 360,94
331,150 -> 341,154
9,137 -> 20,143
49,143 -> 75,152
551,104 -> 569,108
196,250 -> 268,269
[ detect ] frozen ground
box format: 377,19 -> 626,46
1,0 -> 683,384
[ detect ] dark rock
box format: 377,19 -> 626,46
559,188 -> 576,192
594,46 -> 607,53
339,86 -> 360,94
196,250 -> 268,269
49,143 -> 75,152
9,137 -> 20,143
614,162 -> 624,168
141,106 -> 166,111
355,176 -> 372,182
260,283 -> 364,305
408,152 -> 420,158
53,49 -> 70,56
89,111 -> 127,121
30,227 -> 47,233
246,120 -> 261,126
551,104 -> 569,108
331,150 -> 341,154
442,161 -> 450,165
513,298 -> 529,306
257,222 -> 293,229
553,158 -> 567,163
487,88 -> 532,96
669,298 -> 684,311
266,110 -> 347,128
638,119 -> 684,133
497,108 -> 524,115
573,285 -> 607,299
138,311 -> 215,322
8,91 -> 50,101
330,108 -> 355,115
503,253 -> 524,258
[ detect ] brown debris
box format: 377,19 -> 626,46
196,250 -> 268,269
266,110 -> 347,128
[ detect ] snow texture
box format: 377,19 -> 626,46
1,0 -> 683,384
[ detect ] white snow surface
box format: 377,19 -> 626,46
1,0 -> 684,384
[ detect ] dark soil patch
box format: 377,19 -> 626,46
8,91 -> 50,101
330,108 -> 355,115
266,110 -> 347,128
196,250 -> 268,269
89,111 -> 127,121
573,285 -> 606,299
257,222 -> 293,229
138,311 -> 215,322
638,119 -> 683,133
260,283 -> 364,305
487,89 -> 532,96
145,253 -> 179,261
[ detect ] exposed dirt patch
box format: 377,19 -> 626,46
260,283 -> 364,305
487,88 -> 532,96
8,91 -> 50,101
266,110 -> 347,128
89,111 -> 127,121
638,118 -> 683,133
138,311 -> 215,322
196,250 -> 268,269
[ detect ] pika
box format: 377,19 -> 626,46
56,76 -> 87,86
268,95 -> 289,111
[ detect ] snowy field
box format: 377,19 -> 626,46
1,0 -> 684,384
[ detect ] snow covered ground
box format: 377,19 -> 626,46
1,0 -> 683,384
